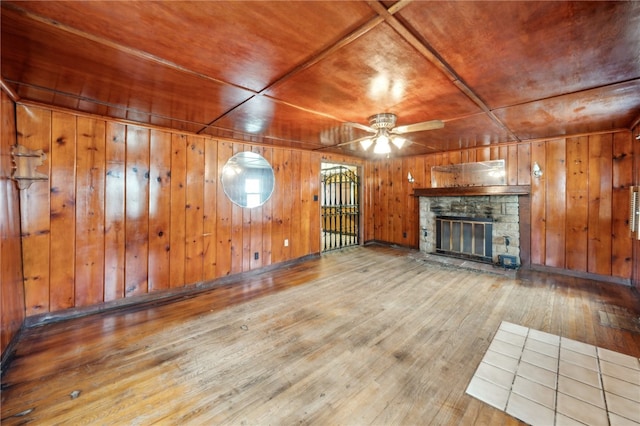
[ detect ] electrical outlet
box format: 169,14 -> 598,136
254,252 -> 259,260
284,239 -> 289,247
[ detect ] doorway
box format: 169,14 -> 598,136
321,163 -> 360,252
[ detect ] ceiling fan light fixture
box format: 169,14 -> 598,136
340,112 -> 444,154
360,138 -> 374,150
373,137 -> 391,154
391,136 -> 406,149
376,131 -> 390,146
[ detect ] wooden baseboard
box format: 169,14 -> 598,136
368,240 -> 632,287
364,240 -> 417,250
1,324 -> 24,377
525,264 -> 632,287
24,253 -> 320,329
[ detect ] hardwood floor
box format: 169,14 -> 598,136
2,245 -> 639,425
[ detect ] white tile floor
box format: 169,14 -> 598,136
466,321 -> 640,425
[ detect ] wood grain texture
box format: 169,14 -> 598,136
148,130 -> 171,292
169,133 -> 187,287
17,105 -> 51,316
215,141 -> 233,278
544,139 -> 566,268
104,122 -> 126,301
0,91 -> 25,355
588,134 -> 613,276
49,111 -> 76,310
270,149 -> 285,264
2,246 -> 639,424
289,151 -> 303,259
506,145 -> 518,186
185,135 -> 205,284
260,147 -> 274,266
565,136 -> 589,272
611,132 -> 633,279
249,149 -> 264,270
517,143 -> 531,186
202,138 -> 218,281
75,117 -> 105,306
298,151 -> 312,257
124,126 -> 150,296
230,144 -> 244,275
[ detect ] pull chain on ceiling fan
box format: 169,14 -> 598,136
340,113 -> 444,154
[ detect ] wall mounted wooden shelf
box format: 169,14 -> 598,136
11,144 -> 48,190
412,185 -> 531,197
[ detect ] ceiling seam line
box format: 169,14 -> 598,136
263,96 -> 344,121
201,15 -> 386,133
490,77 -> 640,111
255,15 -> 384,97
366,1 -> 459,84
195,95 -> 258,135
368,0 -> 521,142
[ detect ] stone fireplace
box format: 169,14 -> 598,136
419,194 -> 521,266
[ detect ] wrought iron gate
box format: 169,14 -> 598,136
321,164 -> 360,252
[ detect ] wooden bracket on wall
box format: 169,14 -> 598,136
11,144 -> 48,190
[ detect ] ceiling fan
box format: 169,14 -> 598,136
339,113 -> 444,154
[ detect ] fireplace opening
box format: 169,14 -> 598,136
436,216 -> 493,263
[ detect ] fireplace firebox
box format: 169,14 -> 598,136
435,216 -> 493,263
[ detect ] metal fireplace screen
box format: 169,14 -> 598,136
436,216 -> 493,263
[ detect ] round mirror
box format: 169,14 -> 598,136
221,151 -> 275,208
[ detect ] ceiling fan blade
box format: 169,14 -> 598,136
402,138 -> 437,151
313,135 -> 373,151
392,120 -> 444,134
345,122 -> 376,133
334,135 -> 374,148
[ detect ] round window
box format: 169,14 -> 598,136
221,151 -> 275,208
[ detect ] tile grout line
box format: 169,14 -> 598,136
595,349 -> 612,426
502,323 -> 529,413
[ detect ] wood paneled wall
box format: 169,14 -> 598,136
1,91 -> 25,356
369,134 -> 634,282
16,104 -> 365,316
10,101 -> 636,320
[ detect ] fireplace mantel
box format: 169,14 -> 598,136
413,185 -> 531,197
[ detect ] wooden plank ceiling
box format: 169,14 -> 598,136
2,1 -> 640,158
